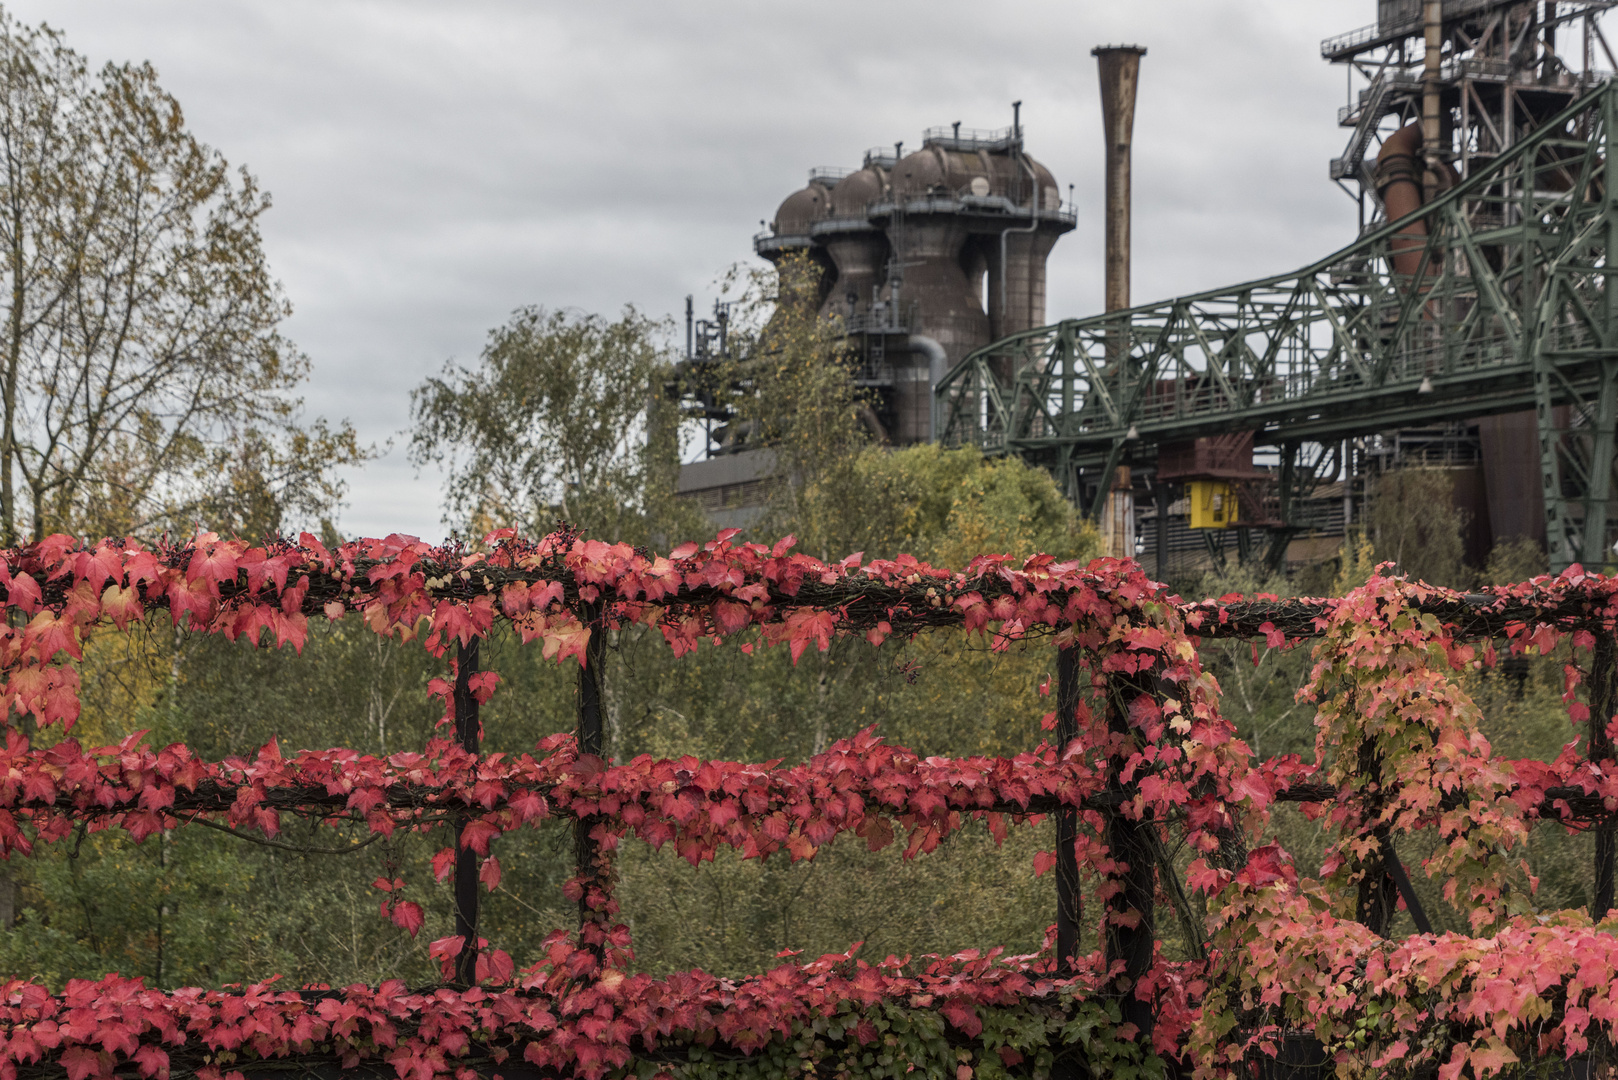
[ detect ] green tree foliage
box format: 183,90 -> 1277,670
0,12 -> 365,542
833,443 -> 1093,568
1365,467 -> 1471,588
694,252 -> 869,555
1482,535 -> 1547,584
409,306 -> 695,546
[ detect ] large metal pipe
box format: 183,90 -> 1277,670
999,101 -> 1042,334
1377,123 -> 1428,279
1376,121 -> 1459,283
913,334 -> 949,440
1092,45 -> 1146,314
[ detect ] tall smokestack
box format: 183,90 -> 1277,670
1092,45 -> 1145,314
1092,46 -> 1145,560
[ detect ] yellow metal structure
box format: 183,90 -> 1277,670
1188,480 -> 1236,529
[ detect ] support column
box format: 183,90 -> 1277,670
1581,359 -> 1618,568
1353,737 -> 1399,937
451,639 -> 481,986
1421,0 -> 1443,202
1586,86 -> 1618,570
1591,628 -> 1616,918
574,613 -> 610,952
1055,648 -> 1082,975
1103,673 -> 1155,1039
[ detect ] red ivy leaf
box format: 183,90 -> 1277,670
389,900 -> 424,936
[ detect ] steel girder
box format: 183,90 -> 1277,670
935,81 -> 1618,571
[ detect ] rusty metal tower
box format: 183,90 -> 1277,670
1327,1 -> 1617,222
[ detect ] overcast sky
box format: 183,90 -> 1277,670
9,0 -> 1372,542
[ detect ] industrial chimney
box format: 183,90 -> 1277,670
1092,44 -> 1146,560
1092,45 -> 1146,314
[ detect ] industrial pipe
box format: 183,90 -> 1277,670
998,101 -> 1041,336
1422,0 -> 1443,201
1375,123 -> 1458,282
1376,123 -> 1428,279
1091,45 -> 1146,558
912,334 -> 948,439
1092,45 -> 1146,314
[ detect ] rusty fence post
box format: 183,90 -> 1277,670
1055,647 -> 1083,975
452,638 -> 482,986
1104,672 -> 1156,1041
575,613 -> 608,938
1592,626 -> 1617,918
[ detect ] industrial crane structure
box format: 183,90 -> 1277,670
935,0 -> 1618,572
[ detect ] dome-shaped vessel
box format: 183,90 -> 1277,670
749,121 -> 1075,445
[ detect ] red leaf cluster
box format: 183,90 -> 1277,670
0,533 -> 1611,1079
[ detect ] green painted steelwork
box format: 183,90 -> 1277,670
935,81 -> 1618,571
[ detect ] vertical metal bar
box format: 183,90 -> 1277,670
1154,484 -> 1170,579
1055,647 -> 1082,975
1591,627 -> 1616,917
575,613 -> 608,937
1461,75 -> 1471,177
452,638 -> 481,986
1531,91 -> 1569,567
1586,87 -> 1618,569
577,621 -> 605,759
1581,358 -> 1618,568
1594,90 -> 1618,916
1061,335 -> 1074,422
1382,844 -> 1434,934
1103,673 -> 1155,1038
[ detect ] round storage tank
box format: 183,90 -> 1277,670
772,182 -> 830,237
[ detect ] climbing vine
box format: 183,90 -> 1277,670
0,528 -> 1611,1080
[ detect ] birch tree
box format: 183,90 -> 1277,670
408,305 -> 689,544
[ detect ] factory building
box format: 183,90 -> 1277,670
755,121 -> 1073,444
676,117 -> 1074,526
1160,0 -> 1618,577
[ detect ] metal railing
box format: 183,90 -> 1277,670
1320,20 -> 1394,59
920,126 -> 1018,152
1320,0 -> 1524,58
844,307 -> 910,336
808,166 -> 854,185
752,230 -> 813,255
864,194 -> 1078,227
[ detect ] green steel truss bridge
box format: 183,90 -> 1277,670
934,81 -> 1618,572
